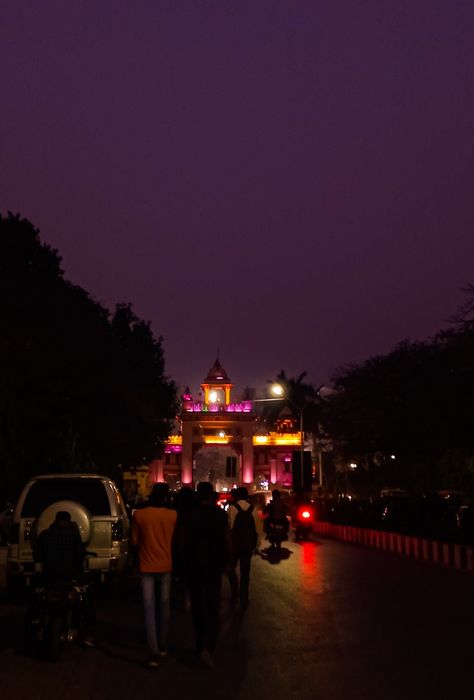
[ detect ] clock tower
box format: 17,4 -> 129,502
200,358 -> 233,405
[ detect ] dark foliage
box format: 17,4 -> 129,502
323,289 -> 474,494
0,213 -> 177,501
258,370 -> 321,431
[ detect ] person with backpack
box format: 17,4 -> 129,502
227,486 -> 262,608
181,481 -> 231,667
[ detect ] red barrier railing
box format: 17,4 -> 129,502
314,521 -> 474,572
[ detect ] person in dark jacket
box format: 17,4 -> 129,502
182,481 -> 231,667
228,487 -> 260,607
30,511 -> 95,647
34,511 -> 85,586
173,486 -> 197,610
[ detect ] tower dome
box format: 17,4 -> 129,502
201,358 -> 233,405
204,358 -> 231,384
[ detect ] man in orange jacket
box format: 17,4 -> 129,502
131,482 -> 177,667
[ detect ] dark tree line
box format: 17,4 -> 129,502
323,288 -> 474,495
264,289 -> 474,497
0,213 -> 177,502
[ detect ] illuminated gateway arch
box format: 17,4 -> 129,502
149,359 -> 302,491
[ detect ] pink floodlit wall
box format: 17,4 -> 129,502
181,463 -> 193,485
243,462 -> 254,484
183,401 -> 253,413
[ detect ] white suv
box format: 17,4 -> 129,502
7,474 -> 130,590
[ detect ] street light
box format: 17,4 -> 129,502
270,383 -> 284,398
270,383 -> 306,492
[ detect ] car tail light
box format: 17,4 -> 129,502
8,523 -> 19,544
111,520 -> 123,543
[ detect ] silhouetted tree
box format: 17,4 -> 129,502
324,288 -> 474,494
0,213 -> 177,501
259,370 -> 320,432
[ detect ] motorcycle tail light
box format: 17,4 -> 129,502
301,511 -> 311,519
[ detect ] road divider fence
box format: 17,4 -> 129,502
314,521 -> 474,573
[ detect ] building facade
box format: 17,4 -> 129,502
145,359 -> 303,493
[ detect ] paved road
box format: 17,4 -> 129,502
0,539 -> 472,699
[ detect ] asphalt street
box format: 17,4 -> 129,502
0,538 -> 472,700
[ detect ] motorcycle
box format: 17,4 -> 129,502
29,579 -> 92,660
293,504 -> 315,541
265,516 -> 290,549
29,552 -> 96,661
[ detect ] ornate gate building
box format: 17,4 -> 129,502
147,359 -> 303,492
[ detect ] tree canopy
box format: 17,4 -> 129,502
323,290 -> 474,494
0,213 -> 177,501
258,370 -> 320,430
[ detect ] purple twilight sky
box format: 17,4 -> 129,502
1,1 -> 473,397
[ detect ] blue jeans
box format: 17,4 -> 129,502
141,572 -> 172,655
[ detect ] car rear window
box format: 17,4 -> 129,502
21,479 -> 111,517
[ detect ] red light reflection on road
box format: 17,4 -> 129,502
299,541 -> 324,596
302,541 -> 316,569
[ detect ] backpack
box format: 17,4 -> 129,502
232,503 -> 258,552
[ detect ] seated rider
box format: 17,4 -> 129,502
34,511 -> 85,587
31,511 -> 95,646
264,490 -> 289,533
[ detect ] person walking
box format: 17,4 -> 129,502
131,482 -> 177,667
227,486 -> 261,608
182,481 -> 231,668
173,486 -> 196,610
225,488 -> 239,602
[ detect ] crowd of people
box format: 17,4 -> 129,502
131,482 -> 265,668
32,482 -> 292,669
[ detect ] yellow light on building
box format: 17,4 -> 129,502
274,435 -> 301,446
167,435 -> 182,445
203,436 -> 230,444
253,432 -> 301,446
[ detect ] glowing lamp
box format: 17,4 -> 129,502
270,383 -> 284,397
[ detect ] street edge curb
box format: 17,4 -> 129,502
314,522 -> 474,573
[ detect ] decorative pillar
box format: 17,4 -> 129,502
181,423 -> 193,485
148,458 -> 164,483
242,430 -> 254,486
270,456 -> 278,484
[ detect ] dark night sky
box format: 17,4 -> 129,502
1,1 -> 473,396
